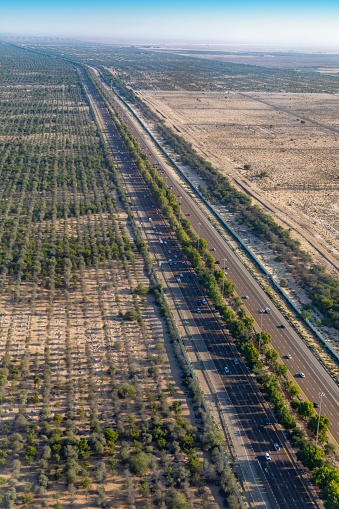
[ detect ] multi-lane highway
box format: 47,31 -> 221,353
91,73 -> 339,448
79,67 -> 326,508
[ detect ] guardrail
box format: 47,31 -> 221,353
105,82 -> 339,367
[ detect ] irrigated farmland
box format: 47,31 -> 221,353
0,45 -> 222,509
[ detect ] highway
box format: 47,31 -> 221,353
80,67 -> 324,509
92,74 -> 339,448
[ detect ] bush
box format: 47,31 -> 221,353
124,309 -> 139,321
129,451 -> 151,475
117,384 -> 136,399
169,490 -> 190,509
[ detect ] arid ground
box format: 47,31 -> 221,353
140,90 -> 339,267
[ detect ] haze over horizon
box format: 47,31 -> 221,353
1,0 -> 339,48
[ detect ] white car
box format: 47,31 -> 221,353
176,277 -> 181,283
286,354 -> 292,359
179,273 -> 184,278
196,308 -> 201,314
274,443 -> 280,451
224,367 -> 230,374
265,453 -> 271,461
299,372 -> 305,378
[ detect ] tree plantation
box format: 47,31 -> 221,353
0,45 -> 227,508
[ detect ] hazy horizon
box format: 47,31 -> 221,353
2,0 -> 339,47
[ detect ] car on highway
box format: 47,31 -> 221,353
243,295 -> 249,300
211,247 -> 216,251
286,354 -> 292,359
264,307 -> 271,314
313,402 -> 319,408
265,453 -> 271,461
277,324 -> 285,328
224,367 -> 230,374
234,359 -> 239,365
264,417 -> 270,425
273,443 -> 280,451
215,260 -> 220,264
299,372 -> 306,378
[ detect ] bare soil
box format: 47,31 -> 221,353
139,91 -> 339,270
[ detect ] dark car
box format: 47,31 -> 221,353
313,402 -> 319,408
277,324 -> 285,329
264,417 -> 270,425
215,260 -> 220,264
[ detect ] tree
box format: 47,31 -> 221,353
169,491 -> 190,509
312,466 -> 339,509
308,415 -> 330,443
256,330 -> 271,347
129,451 -> 151,475
298,401 -> 314,419
283,380 -> 300,397
124,309 -> 139,321
82,477 -> 91,490
117,384 -> 136,399
135,282 -> 148,295
240,342 -> 259,369
274,363 -> 288,378
296,442 -> 324,470
22,493 -> 33,504
265,348 -> 278,363
24,446 -> 37,464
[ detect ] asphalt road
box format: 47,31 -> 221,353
81,69 -> 323,509
97,77 -> 339,448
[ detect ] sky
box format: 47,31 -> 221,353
1,0 -> 339,48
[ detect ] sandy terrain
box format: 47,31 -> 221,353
139,91 -> 339,267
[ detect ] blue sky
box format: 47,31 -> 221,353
1,0 -> 339,47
